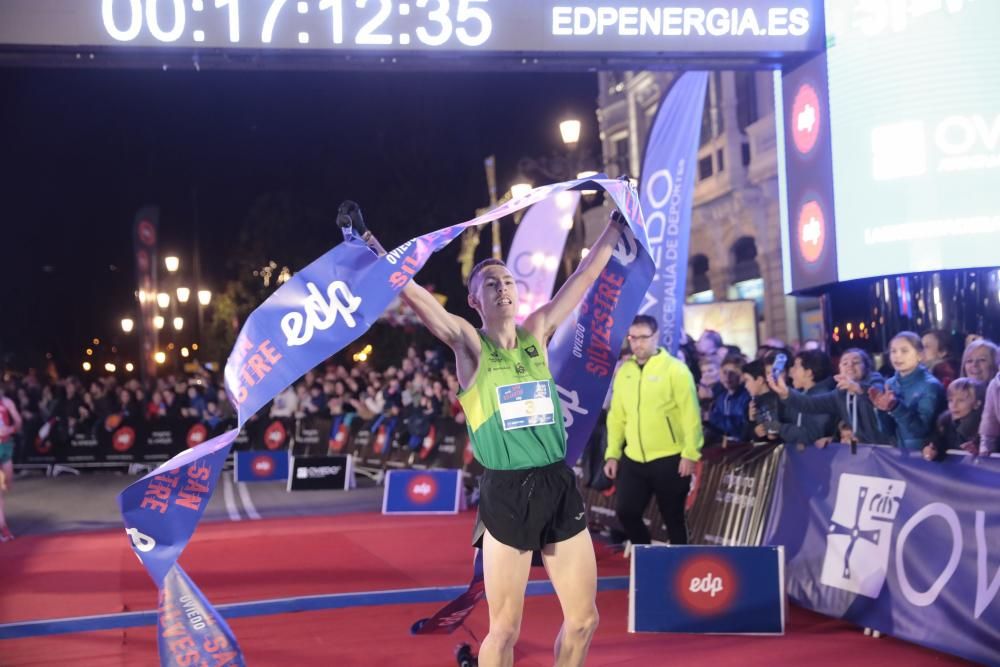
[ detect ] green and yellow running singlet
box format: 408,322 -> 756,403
458,328 -> 567,470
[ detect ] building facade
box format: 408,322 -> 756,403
592,70 -> 818,348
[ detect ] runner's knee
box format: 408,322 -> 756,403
487,616 -> 521,650
564,607 -> 599,639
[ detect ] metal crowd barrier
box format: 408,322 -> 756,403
580,443 -> 785,546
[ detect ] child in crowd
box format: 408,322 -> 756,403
771,350 -> 837,446
871,332 -> 945,451
742,358 -> 782,443
922,378 -> 983,461
704,354 -> 750,446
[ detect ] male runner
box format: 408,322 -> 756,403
371,206 -> 625,667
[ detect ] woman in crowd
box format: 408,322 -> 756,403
960,339 -> 999,383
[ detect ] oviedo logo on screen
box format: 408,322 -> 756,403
251,455 -> 275,478
407,474 -> 439,504
675,554 -> 737,615
791,83 -> 820,155
264,420 -> 287,450
797,200 -> 826,263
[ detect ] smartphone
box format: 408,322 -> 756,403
771,353 -> 787,381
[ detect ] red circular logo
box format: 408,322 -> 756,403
791,83 -> 820,155
186,423 -> 208,448
112,426 -> 137,453
675,555 -> 737,615
251,455 -> 275,478
797,200 -> 826,263
407,475 -> 438,504
264,421 -> 287,450
137,220 -> 156,247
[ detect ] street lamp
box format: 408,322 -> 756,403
121,318 -> 134,333
156,292 -> 170,309
164,256 -> 179,273
197,289 -> 212,306
176,287 -> 190,303
173,316 -> 184,331
104,362 -> 117,373
154,351 -> 166,364
153,315 -> 165,330
559,119 -> 581,146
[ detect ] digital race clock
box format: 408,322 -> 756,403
0,1 -> 823,56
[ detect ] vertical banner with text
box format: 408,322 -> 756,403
638,72 -> 708,356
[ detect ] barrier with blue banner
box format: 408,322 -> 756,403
382,469 -> 462,515
233,450 -> 289,483
763,446 -> 1000,666
629,545 -> 785,634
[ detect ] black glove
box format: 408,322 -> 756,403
337,200 -> 368,236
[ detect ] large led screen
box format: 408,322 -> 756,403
825,1 -> 1000,281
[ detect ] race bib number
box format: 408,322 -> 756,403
496,381 -> 556,431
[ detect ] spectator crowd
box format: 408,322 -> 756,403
3,327 -> 998,466
682,328 -> 1000,461
0,344 -> 465,462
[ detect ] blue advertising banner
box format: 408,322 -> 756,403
550,183 -> 654,467
234,450 -> 289,483
629,545 -> 785,634
158,566 -> 241,667
117,177 -> 654,665
763,446 -> 1000,666
638,71 -> 709,356
382,469 -> 463,515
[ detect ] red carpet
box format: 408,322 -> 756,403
0,513 -> 975,666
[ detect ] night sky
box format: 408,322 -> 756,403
0,66 -> 601,369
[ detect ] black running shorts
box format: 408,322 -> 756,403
473,461 -> 587,551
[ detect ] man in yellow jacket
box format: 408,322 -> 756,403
603,315 -> 703,546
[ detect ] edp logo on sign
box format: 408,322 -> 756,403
675,555 -> 737,615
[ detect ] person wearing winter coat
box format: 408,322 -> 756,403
871,332 -> 946,451
767,348 -> 892,445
